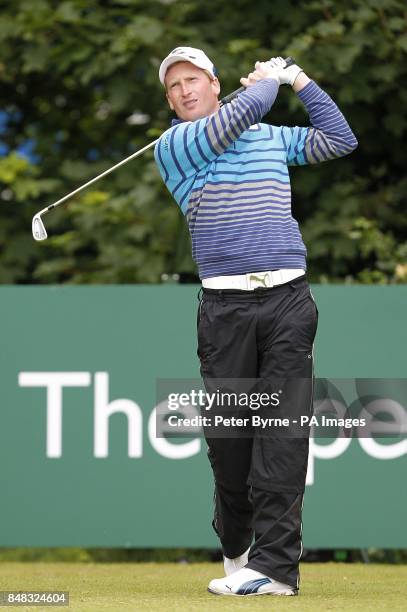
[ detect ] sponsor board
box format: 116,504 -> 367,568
0,286 -> 406,547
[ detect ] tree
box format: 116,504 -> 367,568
0,0 -> 406,284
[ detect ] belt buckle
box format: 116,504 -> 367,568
247,271 -> 272,290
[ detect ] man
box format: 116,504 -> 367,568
155,46 -> 357,597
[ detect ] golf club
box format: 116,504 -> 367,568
32,57 -> 295,241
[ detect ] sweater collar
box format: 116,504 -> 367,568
171,118 -> 185,126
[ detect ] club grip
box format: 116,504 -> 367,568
219,56 -> 295,107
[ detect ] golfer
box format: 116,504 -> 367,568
155,47 -> 357,597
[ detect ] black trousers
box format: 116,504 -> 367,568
197,276 -> 318,589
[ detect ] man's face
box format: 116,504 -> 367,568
165,61 -> 220,122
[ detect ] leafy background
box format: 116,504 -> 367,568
1,0 -> 406,284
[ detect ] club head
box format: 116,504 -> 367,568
32,214 -> 48,241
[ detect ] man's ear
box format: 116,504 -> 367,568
211,77 -> 221,97
166,92 -> 175,111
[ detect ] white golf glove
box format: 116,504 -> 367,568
267,56 -> 303,86
240,61 -> 282,88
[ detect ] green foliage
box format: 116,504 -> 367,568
0,547 -> 405,563
0,0 -> 406,284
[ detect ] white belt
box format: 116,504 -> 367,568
202,269 -> 305,291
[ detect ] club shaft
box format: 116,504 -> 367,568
46,139 -> 158,211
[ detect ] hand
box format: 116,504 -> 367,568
266,56 -> 303,86
240,61 -> 280,88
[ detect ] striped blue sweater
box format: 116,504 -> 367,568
154,79 -> 357,279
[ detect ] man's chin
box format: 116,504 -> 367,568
180,111 -> 205,122
177,102 -> 219,122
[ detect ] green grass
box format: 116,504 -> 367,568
0,562 -> 406,611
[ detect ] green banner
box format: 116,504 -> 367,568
0,285 -> 406,548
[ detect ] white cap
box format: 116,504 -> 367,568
159,47 -> 217,85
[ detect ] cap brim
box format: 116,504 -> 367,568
159,56 -> 213,85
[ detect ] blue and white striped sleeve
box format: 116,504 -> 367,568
155,78 -> 279,179
281,81 -> 358,166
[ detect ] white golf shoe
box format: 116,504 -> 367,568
208,567 -> 297,596
223,547 -> 250,576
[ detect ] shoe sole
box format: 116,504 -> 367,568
208,587 -> 298,597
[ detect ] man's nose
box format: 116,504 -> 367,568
180,82 -> 192,96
